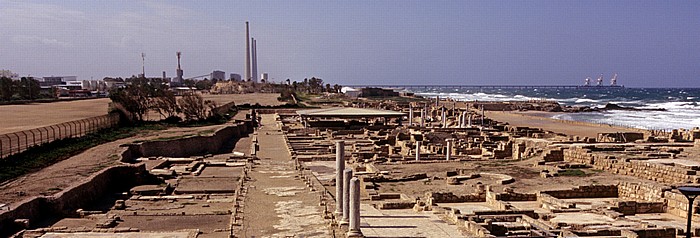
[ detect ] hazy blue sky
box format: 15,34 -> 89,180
1,0 -> 699,87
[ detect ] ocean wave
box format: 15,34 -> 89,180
640,101 -> 699,110
574,98 -> 600,103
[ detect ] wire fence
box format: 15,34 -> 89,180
0,112 -> 120,159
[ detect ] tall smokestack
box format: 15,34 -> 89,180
245,21 -> 251,82
252,38 -> 258,83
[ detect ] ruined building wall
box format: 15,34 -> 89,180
541,184 -> 618,199
124,120 -> 253,159
564,147 -> 700,184
0,165 -> 146,235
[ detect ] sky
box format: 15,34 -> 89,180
1,0 -> 699,87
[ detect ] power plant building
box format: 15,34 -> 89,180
211,70 -> 226,81
230,73 -> 242,81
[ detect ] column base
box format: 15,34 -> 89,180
339,219 -> 349,226
346,230 -> 364,238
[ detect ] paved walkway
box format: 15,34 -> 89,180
360,204 -> 464,238
240,114 -> 329,238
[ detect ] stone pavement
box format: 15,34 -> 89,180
239,114 -> 329,237
359,204 -> 463,238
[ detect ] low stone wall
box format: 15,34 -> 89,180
0,165 -> 146,236
124,120 -> 253,160
426,192 -> 485,204
376,201 -> 415,209
564,147 -> 700,184
620,227 -> 676,238
664,190 -> 700,220
542,184 -> 618,199
618,182 -> 670,202
463,220 -> 495,237
612,200 -> 665,215
537,193 -> 575,210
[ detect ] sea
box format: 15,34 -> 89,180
409,87 -> 700,131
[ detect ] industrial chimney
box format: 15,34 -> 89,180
245,22 -> 252,82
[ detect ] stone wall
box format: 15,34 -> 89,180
612,200 -> 665,215
426,192 -> 485,204
463,221 -> 495,237
620,228 -> 676,238
564,147 -> 700,184
0,165 -> 146,236
542,184 -> 618,199
124,120 -> 253,160
618,182 -> 670,202
537,193 -> 575,209
664,190 -> 700,220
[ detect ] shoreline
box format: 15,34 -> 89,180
484,110 -> 650,138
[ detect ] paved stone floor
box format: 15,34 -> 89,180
360,204 -> 463,238
240,115 -> 330,237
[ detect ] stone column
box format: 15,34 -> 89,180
420,109 -> 425,127
455,112 -> 464,128
481,106 -> 485,127
435,96 -> 440,107
468,113 -> 472,127
335,141 -> 345,217
441,107 -> 446,128
446,139 -> 453,161
461,111 -> 468,128
408,107 -> 413,126
347,177 -> 363,237
341,168 -> 353,225
415,141 -> 421,161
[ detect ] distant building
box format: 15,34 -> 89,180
230,73 -> 242,81
341,87 -> 361,98
211,70 -> 226,81
260,73 -> 269,83
361,87 -> 399,97
41,76 -> 77,86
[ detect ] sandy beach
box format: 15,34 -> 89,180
484,110 -> 648,138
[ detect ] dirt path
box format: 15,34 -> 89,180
240,114 -> 329,237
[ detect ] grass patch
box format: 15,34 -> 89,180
0,123 -> 167,183
558,169 -> 588,177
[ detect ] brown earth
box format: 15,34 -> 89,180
0,96 -> 275,207
0,93 -> 282,134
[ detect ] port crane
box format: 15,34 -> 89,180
610,73 -> 618,86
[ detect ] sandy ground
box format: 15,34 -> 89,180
0,93 -> 281,135
485,111 -> 647,138
0,99 -> 111,134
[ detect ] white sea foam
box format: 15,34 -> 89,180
574,98 -> 600,103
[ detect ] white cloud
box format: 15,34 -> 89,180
11,35 -> 72,47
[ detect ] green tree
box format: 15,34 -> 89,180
151,89 -> 179,119
178,92 -> 208,121
17,77 -> 40,100
0,77 -> 13,101
109,77 -> 152,121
